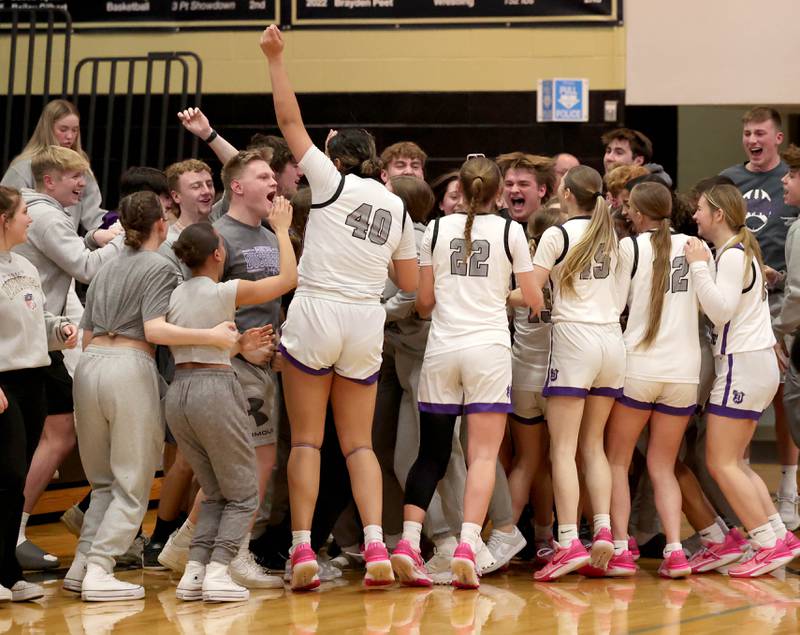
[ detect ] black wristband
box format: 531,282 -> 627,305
204,129 -> 218,144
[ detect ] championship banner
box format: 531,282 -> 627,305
290,0 -> 619,27
0,1 -> 278,25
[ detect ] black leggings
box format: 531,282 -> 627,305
0,368 -> 46,587
403,412 -> 457,510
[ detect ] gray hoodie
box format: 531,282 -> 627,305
775,219 -> 800,337
1,157 -> 106,232
14,189 -> 123,314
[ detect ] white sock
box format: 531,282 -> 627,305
460,522 -> 482,552
534,523 -> 553,543
291,530 -> 311,552
17,512 -> 29,546
557,524 -> 578,548
613,540 -> 628,555
363,524 -> 383,546
699,522 -> 725,544
402,521 -> 423,552
768,513 -> 788,539
663,542 -> 683,556
749,522 -> 777,549
593,514 -> 611,534
779,465 -> 798,499
714,516 -> 730,534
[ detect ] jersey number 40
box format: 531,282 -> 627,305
345,203 -> 392,246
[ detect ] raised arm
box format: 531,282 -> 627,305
178,107 -> 239,164
235,195 -> 298,306
260,25 -> 313,163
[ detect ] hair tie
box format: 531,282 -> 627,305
594,191 -> 603,200
737,224 -> 746,230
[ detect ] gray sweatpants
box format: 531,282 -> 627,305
165,369 -> 258,565
74,346 -> 163,572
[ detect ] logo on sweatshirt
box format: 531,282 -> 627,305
24,292 -> 36,310
742,188 -> 772,234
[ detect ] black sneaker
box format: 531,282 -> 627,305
142,537 -> 168,570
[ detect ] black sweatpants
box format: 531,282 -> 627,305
0,368 -> 46,587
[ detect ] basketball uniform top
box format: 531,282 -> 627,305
420,212 -> 532,357
511,288 -> 552,371
690,236 -> 775,356
532,216 -> 620,325
296,145 -> 418,304
618,231 -> 701,383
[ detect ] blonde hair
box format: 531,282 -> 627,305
14,99 -> 87,164
629,182 -> 672,348
704,184 -> 767,298
459,157 -> 501,255
220,149 -> 272,192
30,146 -> 90,189
560,165 -> 617,297
165,158 -> 214,193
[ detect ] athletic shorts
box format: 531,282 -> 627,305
618,378 -> 698,416
511,354 -> 548,393
510,388 -> 546,425
543,322 -> 625,398
231,356 -> 279,447
418,344 -> 512,416
43,351 -> 74,415
279,295 -> 385,384
707,349 -> 780,420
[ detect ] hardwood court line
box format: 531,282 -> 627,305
627,603 -> 762,634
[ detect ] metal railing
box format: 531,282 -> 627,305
1,7 -> 72,171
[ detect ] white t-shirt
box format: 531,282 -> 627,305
532,216 -> 620,325
617,232 -> 701,383
167,276 -> 238,365
689,238 -> 775,356
296,146 -> 417,304
420,213 -> 532,357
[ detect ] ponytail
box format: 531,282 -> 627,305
458,157 -> 501,257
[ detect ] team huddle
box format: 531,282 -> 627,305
1,24 -> 799,604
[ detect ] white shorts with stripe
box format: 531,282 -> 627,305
510,388 -> 546,425
618,378 -> 697,417
707,349 -> 780,420
418,344 -> 512,416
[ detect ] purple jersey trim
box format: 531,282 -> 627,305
464,402 -> 513,415
653,403 -> 696,416
336,370 -> 380,385
617,394 -> 654,411
721,354 -> 734,406
706,403 -> 762,420
278,343 -> 333,376
510,412 -> 545,426
419,402 -> 464,415
720,322 -> 730,355
543,386 -> 589,398
589,386 -> 624,398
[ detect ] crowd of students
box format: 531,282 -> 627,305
1,24 -> 799,603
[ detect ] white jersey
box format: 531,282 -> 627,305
618,231 -> 701,383
420,213 -> 532,357
689,237 -> 775,356
532,215 -> 619,324
296,145 -> 417,304
511,288 -> 552,387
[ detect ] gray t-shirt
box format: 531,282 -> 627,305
213,214 -> 281,332
168,276 -> 238,365
158,223 -> 192,283
80,248 -> 177,340
720,160 -> 800,271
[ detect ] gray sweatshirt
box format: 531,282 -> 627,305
0,251 -> 70,372
1,157 -> 106,232
775,219 -> 800,337
14,189 -> 124,315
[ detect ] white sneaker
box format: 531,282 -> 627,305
0,584 -> 10,602
176,561 -> 205,601
318,555 -> 343,581
64,551 -> 88,593
330,544 -> 362,570
60,504 -> 85,537
425,536 -> 457,585
81,563 -> 144,602
778,495 -> 800,531
230,550 -> 283,589
158,524 -> 193,573
10,581 -> 43,602
482,526 -> 527,575
203,562 -> 249,602
476,540 -> 498,573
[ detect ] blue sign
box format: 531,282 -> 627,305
537,78 -> 589,123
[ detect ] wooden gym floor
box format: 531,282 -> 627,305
3,463 -> 800,635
